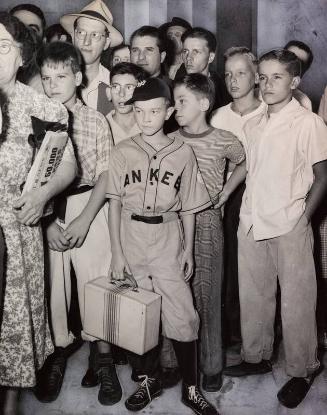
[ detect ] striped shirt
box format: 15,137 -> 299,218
171,127 -> 245,205
69,99 -> 113,187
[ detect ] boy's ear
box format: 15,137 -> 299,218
165,105 -> 175,120
200,97 -> 210,112
291,76 -> 301,90
254,72 -> 259,84
208,52 -> 215,64
75,71 -> 83,86
160,51 -> 166,64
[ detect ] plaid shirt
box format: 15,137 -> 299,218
69,99 -> 113,187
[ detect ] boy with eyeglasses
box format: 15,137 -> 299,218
106,62 -> 148,144
60,0 -> 123,117
35,41 -> 122,406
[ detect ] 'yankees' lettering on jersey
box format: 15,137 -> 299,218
106,135 -> 212,215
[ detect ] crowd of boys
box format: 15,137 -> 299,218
2,1 -> 327,414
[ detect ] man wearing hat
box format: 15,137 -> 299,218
60,0 -> 123,116
160,17 -> 192,80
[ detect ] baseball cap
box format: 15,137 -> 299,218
125,77 -> 171,105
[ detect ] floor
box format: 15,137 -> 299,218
21,343 -> 327,415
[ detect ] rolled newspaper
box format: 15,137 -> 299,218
22,129 -> 68,215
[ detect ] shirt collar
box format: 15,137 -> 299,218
132,134 -> 184,157
264,97 -> 300,120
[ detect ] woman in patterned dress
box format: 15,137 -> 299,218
0,13 -> 76,414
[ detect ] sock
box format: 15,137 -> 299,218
171,340 -> 197,386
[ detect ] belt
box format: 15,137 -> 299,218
131,214 -> 163,224
128,211 -> 178,224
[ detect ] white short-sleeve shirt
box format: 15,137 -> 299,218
241,98 -> 327,241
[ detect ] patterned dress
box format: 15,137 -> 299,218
0,81 -> 68,387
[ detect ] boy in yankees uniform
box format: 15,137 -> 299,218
107,77 -> 219,415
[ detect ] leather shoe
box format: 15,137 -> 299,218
160,367 -> 181,389
81,367 -> 99,388
277,371 -> 320,408
202,372 -> 223,392
224,360 -> 272,377
34,348 -> 66,402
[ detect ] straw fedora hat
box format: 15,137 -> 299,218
60,0 -> 123,47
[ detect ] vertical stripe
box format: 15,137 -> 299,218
124,0 -> 150,43
192,0 -> 216,33
149,0 -> 168,27
167,0 -> 192,24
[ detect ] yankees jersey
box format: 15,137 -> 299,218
106,134 -> 212,215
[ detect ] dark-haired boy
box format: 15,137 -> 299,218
170,73 -> 245,392
106,62 -> 147,144
36,41 -> 121,406
223,49 -> 327,408
107,77 -> 218,415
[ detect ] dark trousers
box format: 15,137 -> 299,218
222,182 -> 245,346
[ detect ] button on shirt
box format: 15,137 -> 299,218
106,135 -> 211,215
69,99 -> 113,187
240,98 -> 327,241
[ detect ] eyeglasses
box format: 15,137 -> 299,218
0,40 -> 20,55
74,29 -> 107,43
112,56 -> 130,65
110,83 -> 137,94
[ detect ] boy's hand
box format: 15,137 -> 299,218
63,215 -> 91,248
109,252 -> 131,281
215,190 -> 229,209
46,221 -> 70,252
13,187 -> 48,226
181,249 -> 194,282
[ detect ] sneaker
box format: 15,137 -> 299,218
182,384 -> 219,415
125,376 -> 162,411
98,361 -> 122,405
223,360 -> 272,377
34,349 -> 67,403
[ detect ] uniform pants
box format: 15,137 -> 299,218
160,209 -> 223,376
238,215 -> 319,377
49,191 -> 111,347
121,213 -> 199,376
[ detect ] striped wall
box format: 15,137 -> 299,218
0,0 -> 254,73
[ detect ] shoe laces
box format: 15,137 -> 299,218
99,367 -> 115,391
188,386 -> 210,410
134,375 -> 156,402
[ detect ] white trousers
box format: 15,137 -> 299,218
49,191 -> 111,347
